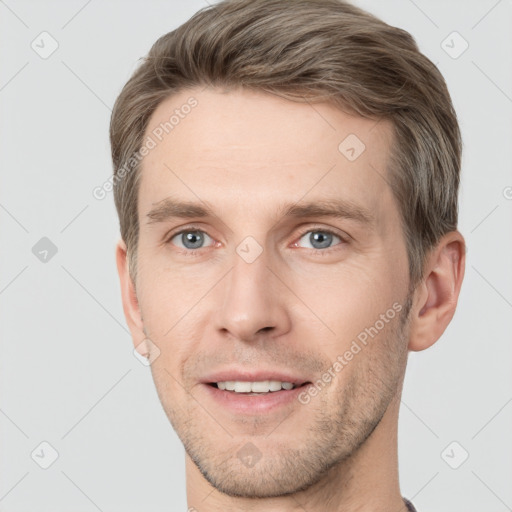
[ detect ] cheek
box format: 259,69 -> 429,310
322,307 -> 406,401
136,247 -> 187,316
136,265 -> 203,370
293,262 -> 399,343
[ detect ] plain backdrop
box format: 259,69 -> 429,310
0,0 -> 511,511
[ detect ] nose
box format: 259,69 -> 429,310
214,247 -> 291,343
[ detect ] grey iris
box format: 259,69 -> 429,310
309,231 -> 332,249
182,231 -> 204,249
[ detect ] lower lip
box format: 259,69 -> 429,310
201,383 -> 311,414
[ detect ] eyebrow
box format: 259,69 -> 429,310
145,197 -> 374,226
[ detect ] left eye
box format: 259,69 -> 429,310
295,229 -> 343,250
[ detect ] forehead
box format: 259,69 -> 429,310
138,87 -> 396,225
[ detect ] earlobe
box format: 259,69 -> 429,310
408,231 -> 466,352
115,239 -> 145,345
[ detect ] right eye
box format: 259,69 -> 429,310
167,229 -> 215,252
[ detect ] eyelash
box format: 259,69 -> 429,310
164,224 -> 348,256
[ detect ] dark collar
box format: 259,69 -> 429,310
403,497 -> 417,511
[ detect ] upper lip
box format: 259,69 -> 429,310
201,369 -> 310,386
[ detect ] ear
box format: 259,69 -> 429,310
408,230 -> 466,352
115,238 -> 146,352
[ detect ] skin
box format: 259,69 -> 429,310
116,87 -> 465,511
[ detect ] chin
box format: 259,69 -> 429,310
186,438 -> 338,499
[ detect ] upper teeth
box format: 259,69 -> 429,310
217,381 -> 295,392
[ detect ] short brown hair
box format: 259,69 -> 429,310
110,0 -> 462,289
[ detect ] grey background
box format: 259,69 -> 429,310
0,0 -> 511,511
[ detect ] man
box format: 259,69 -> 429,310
110,0 -> 465,510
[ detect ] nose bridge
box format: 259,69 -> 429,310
215,240 -> 290,341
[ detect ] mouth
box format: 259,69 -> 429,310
199,369 -> 314,414
201,378 -> 313,414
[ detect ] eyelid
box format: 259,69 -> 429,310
164,223 -> 214,245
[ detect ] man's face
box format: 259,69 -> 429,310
132,87 -> 412,497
